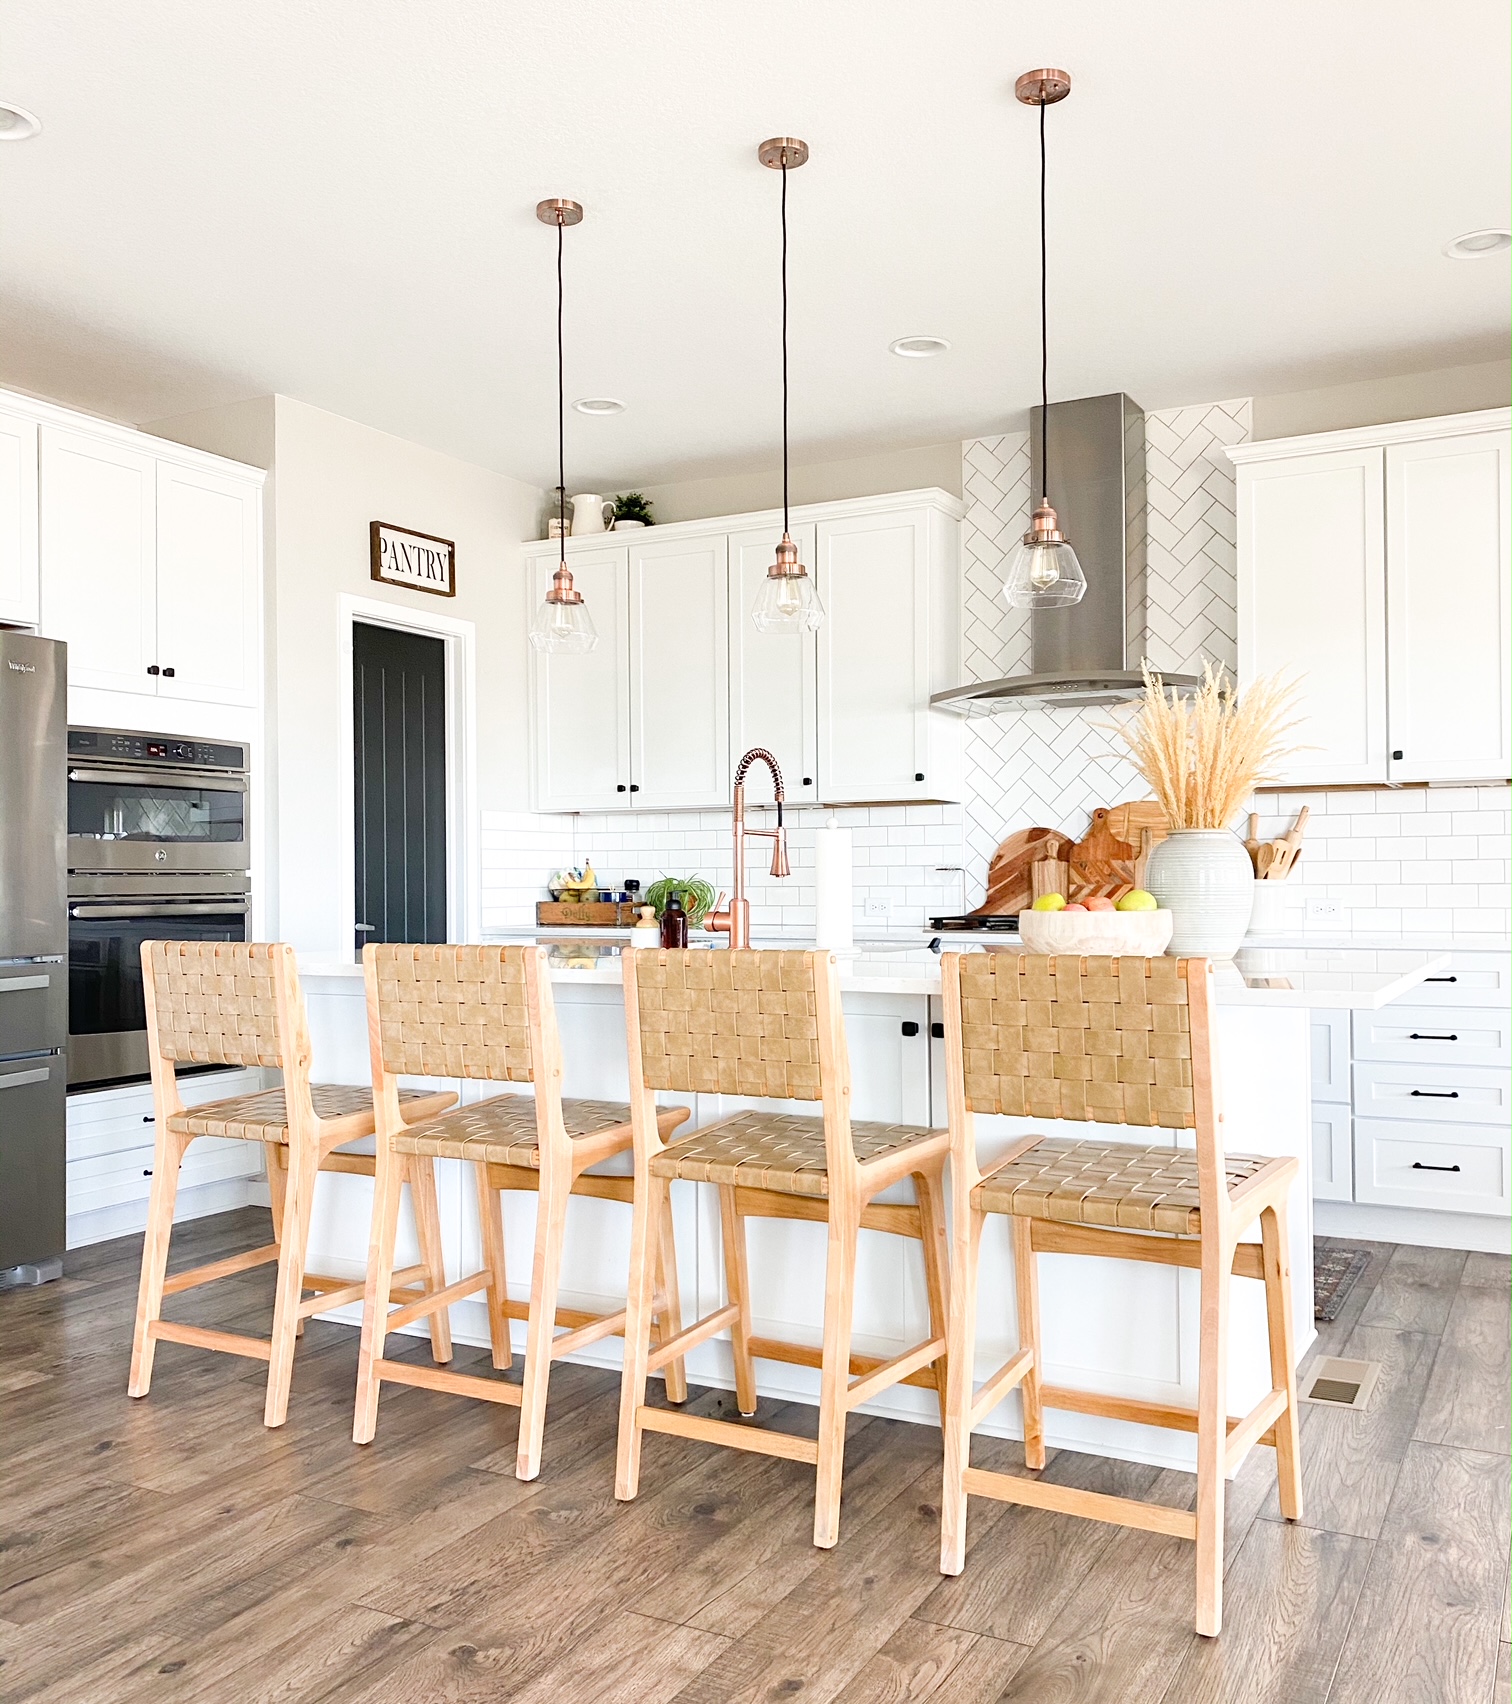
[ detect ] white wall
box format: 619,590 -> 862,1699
1251,358 -> 1509,441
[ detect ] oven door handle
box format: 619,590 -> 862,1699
68,902 -> 250,920
67,766 -> 249,793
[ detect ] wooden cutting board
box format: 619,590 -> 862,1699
972,827 -> 1073,916
1067,802 -> 1168,899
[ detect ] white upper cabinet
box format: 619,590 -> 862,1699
0,409 -> 38,626
728,522 -> 818,803
529,545 -> 631,811
1236,445 -> 1387,784
1385,430 -> 1509,783
628,532 -> 730,809
1232,410 -> 1511,786
155,461 -> 261,707
40,427 -> 158,693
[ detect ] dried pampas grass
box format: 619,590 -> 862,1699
1112,663 -> 1306,830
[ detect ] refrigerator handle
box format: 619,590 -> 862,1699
0,974 -> 53,994
0,1064 -> 52,1092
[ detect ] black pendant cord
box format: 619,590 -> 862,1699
556,218 -> 567,557
1039,95 -> 1050,508
780,156 -> 790,537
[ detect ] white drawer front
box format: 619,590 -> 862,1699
1353,1005 -> 1510,1071
1354,1118 -> 1509,1216
1311,1009 -> 1350,1104
1400,954 -> 1509,1009
1354,1060 -> 1510,1126
67,1136 -> 261,1214
1312,1102 -> 1352,1201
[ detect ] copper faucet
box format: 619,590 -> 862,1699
708,748 -> 790,949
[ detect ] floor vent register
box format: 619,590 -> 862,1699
1299,1357 -> 1382,1410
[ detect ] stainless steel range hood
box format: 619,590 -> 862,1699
932,392 -> 1201,712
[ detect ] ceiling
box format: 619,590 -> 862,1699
0,2 -> 1506,490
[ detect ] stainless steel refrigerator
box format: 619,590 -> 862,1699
0,630 -> 67,1284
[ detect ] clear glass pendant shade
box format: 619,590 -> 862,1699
529,565 -> 599,652
1001,499 -> 1087,609
751,535 -> 824,633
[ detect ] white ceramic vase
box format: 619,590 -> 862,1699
1144,828 -> 1255,958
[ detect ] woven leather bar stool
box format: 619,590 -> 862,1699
937,951 -> 1304,1637
617,948 -> 952,1549
129,940 -> 457,1427
354,943 -> 693,1481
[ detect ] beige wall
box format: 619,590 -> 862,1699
637,440 -> 962,524
1250,357 -> 1509,440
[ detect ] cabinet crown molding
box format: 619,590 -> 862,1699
1227,406 -> 1511,466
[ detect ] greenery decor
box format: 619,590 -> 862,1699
643,875 -> 717,927
613,491 -> 654,525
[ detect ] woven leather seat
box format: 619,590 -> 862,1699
650,1108 -> 943,1200
972,1136 -> 1276,1236
168,1084 -> 454,1143
392,1095 -> 635,1168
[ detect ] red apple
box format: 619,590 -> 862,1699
1084,896 -> 1116,912
1061,902 -> 1088,912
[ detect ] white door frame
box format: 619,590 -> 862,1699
337,592 -> 479,956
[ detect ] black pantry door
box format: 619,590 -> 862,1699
352,621 -> 448,953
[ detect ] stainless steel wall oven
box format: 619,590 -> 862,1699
66,728 -> 251,1089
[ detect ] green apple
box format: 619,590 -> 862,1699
1030,892 -> 1066,911
1116,889 -> 1158,912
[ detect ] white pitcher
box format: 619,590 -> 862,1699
570,493 -> 615,535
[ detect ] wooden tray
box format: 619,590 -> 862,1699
536,901 -> 636,927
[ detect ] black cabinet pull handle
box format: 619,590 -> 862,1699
162,666 -> 175,678
1410,1089 -> 1459,1098
616,784 -> 627,792
1411,1161 -> 1461,1173
900,1021 -> 920,1037
629,784 -> 640,793
930,1021 -> 945,1040
802,777 -> 813,786
143,1114 -> 155,1123
1409,1033 -> 1457,1042
914,772 -> 925,782
143,1168 -> 153,1177
146,664 -> 160,676
1426,975 -> 1458,983
1392,749 -> 1404,760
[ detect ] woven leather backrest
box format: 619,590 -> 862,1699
957,953 -> 1197,1129
369,944 -> 534,1082
632,949 -> 822,1100
144,940 -> 285,1068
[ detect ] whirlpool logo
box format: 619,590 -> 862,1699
6,659 -> 36,673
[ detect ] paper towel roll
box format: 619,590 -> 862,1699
814,815 -> 854,951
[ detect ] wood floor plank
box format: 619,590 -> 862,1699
1493,1641 -> 1508,1704
1357,1244 -> 1468,1335
901,1633 -> 1031,1704
1158,1519 -> 1371,1704
1329,1442 -> 1509,1704
827,1618 -> 987,1702
1415,1265 -> 1511,1455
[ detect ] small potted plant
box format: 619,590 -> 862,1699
612,492 -> 654,531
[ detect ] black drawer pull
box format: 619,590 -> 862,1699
143,1114 -> 155,1123
1410,1089 -> 1459,1098
146,664 -> 160,676
143,1168 -> 153,1177
1426,975 -> 1458,983
900,1021 -> 920,1037
162,666 -> 175,678
1408,1033 -> 1457,1042
1411,1161 -> 1462,1173
931,1021 -> 945,1040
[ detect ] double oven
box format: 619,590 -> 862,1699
67,727 -> 251,1089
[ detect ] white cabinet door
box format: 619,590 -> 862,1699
817,508 -> 932,803
628,532 -> 730,809
529,547 -> 631,811
39,428 -> 157,693
1237,448 -> 1387,783
728,523 -> 818,805
1310,1008 -> 1351,1104
1311,1101 -> 1353,1202
1385,430 -> 1510,782
0,409 -> 38,626
154,460 -> 261,707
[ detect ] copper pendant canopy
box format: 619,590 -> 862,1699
535,197 -> 583,227
757,136 -> 809,171
1014,68 -> 1071,107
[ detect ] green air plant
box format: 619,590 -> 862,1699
613,491 -> 654,526
642,875 -> 717,928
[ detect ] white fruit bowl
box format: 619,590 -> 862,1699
1013,908 -> 1175,956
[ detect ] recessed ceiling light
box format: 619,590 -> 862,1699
889,335 -> 951,358
572,396 -> 625,416
1444,229 -> 1511,260
0,102 -> 41,141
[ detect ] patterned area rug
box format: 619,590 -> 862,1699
1314,1244 -> 1372,1322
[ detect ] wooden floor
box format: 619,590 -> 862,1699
0,1210 -> 1506,1704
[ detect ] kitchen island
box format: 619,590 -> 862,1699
292,941 -> 1446,1471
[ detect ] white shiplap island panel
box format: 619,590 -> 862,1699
291,945 -> 1445,1473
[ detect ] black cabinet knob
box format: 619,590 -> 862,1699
146,664 -> 160,675
802,777 -> 813,787
1392,749 -> 1403,760
914,772 -> 925,782
629,783 -> 640,793
931,1021 -> 945,1040
162,666 -> 175,678
900,1020 -> 920,1037
616,784 -> 627,792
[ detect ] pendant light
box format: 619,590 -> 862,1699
529,197 -> 598,653
751,137 -> 824,634
1002,70 -> 1086,611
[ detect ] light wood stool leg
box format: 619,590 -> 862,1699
516,1155 -> 570,1481
353,1135 -> 405,1445
914,1167 -> 952,1425
127,1128 -> 191,1398
939,1205 -> 984,1575
1011,1216 -> 1047,1471
617,1172 -> 665,1502
1194,1245 -> 1232,1637
475,1161 -> 513,1372
264,1136 -> 319,1429
813,1205 -> 859,1549
265,1140 -> 288,1242
718,1184 -> 757,1416
406,1154 -> 453,1364
1261,1202 -> 1304,1522
654,1180 -> 688,1406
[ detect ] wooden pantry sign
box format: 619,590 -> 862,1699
370,521 -> 456,597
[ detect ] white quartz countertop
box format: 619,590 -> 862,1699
302,941 -> 1450,1009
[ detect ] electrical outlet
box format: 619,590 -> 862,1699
1305,898 -> 1342,922
863,897 -> 891,919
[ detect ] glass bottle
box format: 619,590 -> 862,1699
659,892 -> 688,949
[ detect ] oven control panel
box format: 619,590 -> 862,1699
67,728 -> 248,771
